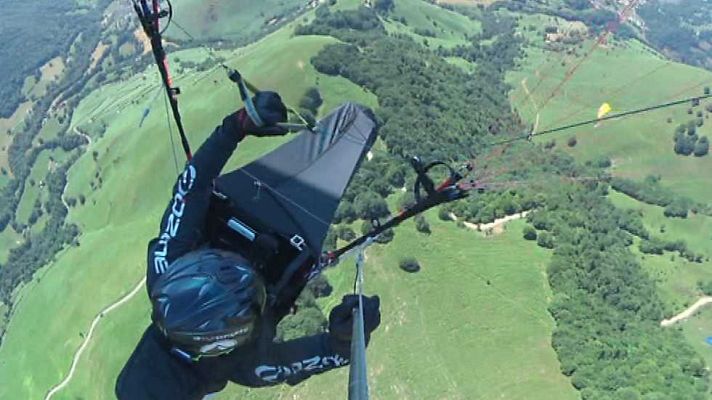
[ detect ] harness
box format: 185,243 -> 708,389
208,152 -> 480,320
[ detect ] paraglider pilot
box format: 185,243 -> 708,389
116,92 -> 381,399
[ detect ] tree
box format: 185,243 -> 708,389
615,387 -> 641,400
537,231 -> 554,249
307,274 -> 333,298
354,191 -> 390,220
523,226 -> 537,240
360,220 -> 374,236
386,164 -> 406,188
414,214 -> 431,234
334,201 -> 357,224
276,307 -> 327,342
567,136 -> 578,147
674,134 -> 695,156
336,225 -> 356,241
399,257 -> 420,273
565,0 -> 590,10
663,200 -> 688,218
593,156 -> 611,168
323,229 -> 337,251
639,239 -> 664,255
698,280 -> 712,295
374,0 -> 395,14
694,136 -> 709,157
438,207 -> 453,221
687,120 -> 697,135
398,192 -> 416,210
374,228 -> 394,244
299,87 -> 323,115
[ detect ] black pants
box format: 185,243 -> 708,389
115,325 -> 237,400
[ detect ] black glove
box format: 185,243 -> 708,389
237,91 -> 288,137
328,295 -> 381,344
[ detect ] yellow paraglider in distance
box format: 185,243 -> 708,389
597,103 -> 612,119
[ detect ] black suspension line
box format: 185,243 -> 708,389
490,93 -> 712,147
132,0 -> 193,160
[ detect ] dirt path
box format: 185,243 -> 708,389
44,278 -> 146,400
73,126 -> 93,146
451,211 -> 530,235
660,296 -> 712,327
521,78 -> 540,135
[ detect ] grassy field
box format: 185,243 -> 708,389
165,0 -> 305,42
14,149 -> 71,226
608,190 -> 712,372
507,17 -> 712,204
682,307 -> 712,369
213,217 -> 576,400
0,15 -> 379,399
0,226 -> 21,264
54,213 -> 579,400
0,3 -> 578,399
384,0 -> 482,49
0,101 -> 33,172
435,0 -> 499,7
512,16 -> 712,375
608,191 -> 712,312
35,117 -> 67,146
23,57 -> 65,101
14,2 -> 705,399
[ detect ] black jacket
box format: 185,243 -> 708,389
116,114 -> 350,399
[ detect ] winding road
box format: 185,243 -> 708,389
44,278 -> 146,400
660,296 -> 712,327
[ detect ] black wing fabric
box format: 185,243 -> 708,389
214,103 -> 377,256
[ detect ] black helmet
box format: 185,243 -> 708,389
150,249 -> 265,358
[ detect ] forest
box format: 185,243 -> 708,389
639,0 -> 712,70
0,0 -> 103,117
0,0 -> 114,338
538,183 -> 708,399
611,176 -> 712,218
298,6 -> 529,228
292,4 -> 709,398
0,1 -> 709,397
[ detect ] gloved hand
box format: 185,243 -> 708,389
237,91 -> 288,137
328,295 -> 381,346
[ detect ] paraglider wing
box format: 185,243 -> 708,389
597,102 -> 612,119
212,102 -> 378,257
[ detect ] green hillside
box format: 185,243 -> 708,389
165,0 -> 306,43
609,190 -> 712,309
2,0 -> 712,399
0,14 -> 380,400
508,14 -> 712,204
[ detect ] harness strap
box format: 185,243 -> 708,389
268,250 -> 312,306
